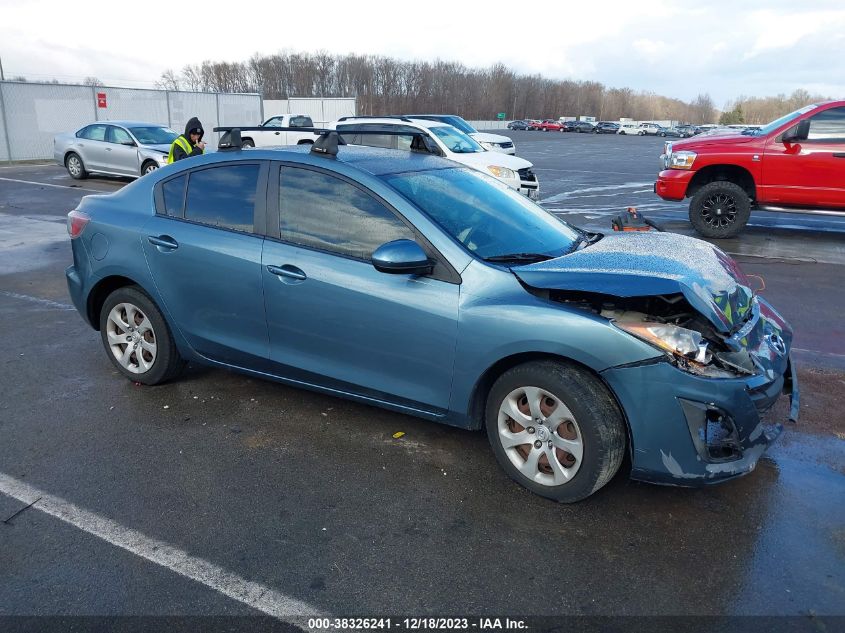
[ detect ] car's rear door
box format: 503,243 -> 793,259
105,126 -> 139,176
78,124 -> 110,171
762,106 -> 845,208
261,162 -> 460,413
143,161 -> 270,366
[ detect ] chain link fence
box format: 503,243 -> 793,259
0,81 -> 262,161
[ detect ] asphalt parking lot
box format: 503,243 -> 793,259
1,133 -> 844,629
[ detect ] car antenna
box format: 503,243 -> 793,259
310,130 -> 346,157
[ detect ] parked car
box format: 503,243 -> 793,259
655,100 -> 845,238
594,122 -> 620,134
536,119 -> 564,132
54,121 -> 179,179
403,114 -> 515,154
507,120 -> 530,130
637,122 -> 662,136
333,117 -> 538,198
657,126 -> 682,137
238,114 -> 320,148
617,122 -> 640,135
676,125 -> 699,138
563,121 -> 595,133
526,119 -> 543,130
65,138 -> 798,502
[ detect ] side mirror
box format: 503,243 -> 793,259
782,119 -> 810,144
423,136 -> 443,156
372,239 -> 433,275
121,140 -> 136,147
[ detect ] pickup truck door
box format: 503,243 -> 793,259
762,106 -> 845,208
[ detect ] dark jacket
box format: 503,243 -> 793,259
171,117 -> 205,162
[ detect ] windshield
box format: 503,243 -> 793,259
746,104 -> 819,136
429,125 -> 485,153
128,126 -> 178,145
441,116 -> 477,134
382,168 -> 581,260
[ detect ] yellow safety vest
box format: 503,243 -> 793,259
167,135 -> 201,164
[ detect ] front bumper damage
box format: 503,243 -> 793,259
601,355 -> 798,485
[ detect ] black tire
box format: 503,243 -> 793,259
659,132 -> 666,137
619,131 -> 626,135
141,160 -> 158,177
65,152 -> 88,180
99,285 -> 185,385
241,138 -> 255,148
297,139 -> 314,145
688,180 -> 751,239
485,360 -> 626,503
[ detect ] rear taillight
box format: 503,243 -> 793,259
67,209 -> 90,238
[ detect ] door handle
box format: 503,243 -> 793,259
105,147 -> 112,152
148,235 -> 179,250
834,153 -> 845,158
274,131 -> 281,135
267,264 -> 306,281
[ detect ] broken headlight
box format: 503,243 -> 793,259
614,321 -> 735,378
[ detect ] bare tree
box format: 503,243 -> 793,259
155,69 -> 181,91
83,76 -> 104,86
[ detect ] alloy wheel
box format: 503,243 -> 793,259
67,155 -> 82,177
701,192 -> 738,228
106,302 -> 157,374
498,386 -> 583,486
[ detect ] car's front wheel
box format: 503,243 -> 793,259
99,286 -> 185,385
688,180 -> 751,239
141,161 -> 158,176
65,153 -> 88,180
486,361 -> 626,503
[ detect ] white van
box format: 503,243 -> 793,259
617,122 -> 639,135
637,122 -> 662,136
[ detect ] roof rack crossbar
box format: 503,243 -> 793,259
336,115 -> 415,123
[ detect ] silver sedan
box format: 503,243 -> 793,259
54,121 -> 178,179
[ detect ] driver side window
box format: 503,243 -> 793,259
109,126 -> 133,145
807,107 -> 845,142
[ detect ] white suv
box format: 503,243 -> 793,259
637,122 -> 662,136
331,117 -> 539,198
617,122 -> 639,135
404,114 -> 516,155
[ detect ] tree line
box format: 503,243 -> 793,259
155,51 -> 724,123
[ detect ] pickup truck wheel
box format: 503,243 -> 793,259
486,360 -> 626,503
689,181 -> 751,239
241,139 -> 255,148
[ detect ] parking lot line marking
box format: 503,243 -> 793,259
0,472 -> 327,621
0,290 -> 76,310
0,176 -> 103,193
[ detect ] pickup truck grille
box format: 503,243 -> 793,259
518,168 -> 536,182
499,141 -> 514,149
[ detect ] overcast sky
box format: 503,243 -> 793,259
1,0 -> 843,107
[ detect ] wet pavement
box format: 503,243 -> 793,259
1,139 -> 843,626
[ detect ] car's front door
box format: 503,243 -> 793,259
142,162 -> 270,366
762,106 -> 845,208
106,126 -> 139,176
262,163 -> 460,413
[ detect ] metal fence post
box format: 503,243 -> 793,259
215,92 -> 221,142
91,85 -> 99,121
0,82 -> 13,163
166,90 -> 173,129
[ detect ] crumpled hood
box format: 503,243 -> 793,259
511,232 -> 754,334
471,132 -> 512,144
141,143 -> 172,154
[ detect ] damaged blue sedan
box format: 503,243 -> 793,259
65,135 -> 798,502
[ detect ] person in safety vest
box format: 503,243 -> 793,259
168,117 -> 206,163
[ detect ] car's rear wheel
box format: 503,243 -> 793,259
141,161 -> 158,176
99,286 -> 185,385
486,361 -> 626,503
688,180 -> 751,239
66,153 -> 88,180
241,138 -> 255,148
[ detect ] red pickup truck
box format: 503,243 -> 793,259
655,100 -> 845,237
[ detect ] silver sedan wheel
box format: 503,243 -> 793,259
105,302 -> 157,374
67,155 -> 83,177
498,386 -> 583,486
143,163 -> 158,175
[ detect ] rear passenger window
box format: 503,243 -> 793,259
162,175 -> 186,217
185,165 -> 260,232
279,167 -> 414,260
